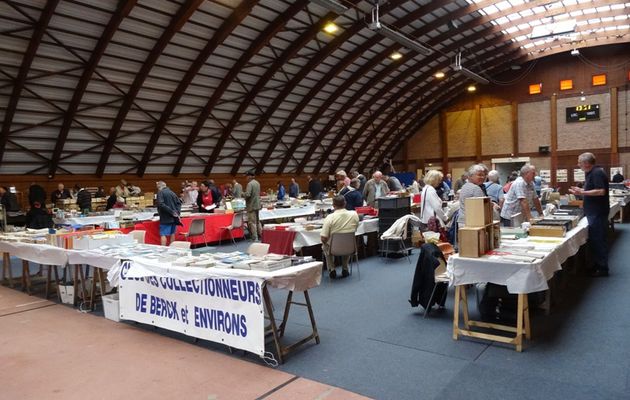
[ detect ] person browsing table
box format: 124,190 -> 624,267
569,152 -> 609,277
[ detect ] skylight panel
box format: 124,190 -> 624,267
495,1 -> 512,11
496,16 -> 509,24
482,5 -> 500,15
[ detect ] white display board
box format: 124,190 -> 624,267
573,169 -> 585,182
118,261 -> 265,356
539,169 -> 551,181
556,169 -> 568,183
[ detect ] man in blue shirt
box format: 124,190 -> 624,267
570,152 -> 609,277
344,179 -> 364,210
289,178 -> 299,198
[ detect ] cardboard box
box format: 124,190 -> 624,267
458,226 -> 487,258
465,197 -> 492,227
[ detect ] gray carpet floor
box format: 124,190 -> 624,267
5,224 -> 629,400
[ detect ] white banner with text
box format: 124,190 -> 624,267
118,261 -> 265,356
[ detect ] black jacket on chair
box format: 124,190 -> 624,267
410,243 -> 447,309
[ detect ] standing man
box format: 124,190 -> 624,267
500,164 -> 543,226
321,196 -> 359,279
453,174 -> 467,194
232,179 -> 243,198
570,153 -> 609,277
156,181 -> 181,246
363,171 -> 389,208
351,171 -> 367,194
307,175 -> 323,200
243,171 -> 262,241
74,184 -> 92,213
106,187 -> 117,210
289,178 -> 299,198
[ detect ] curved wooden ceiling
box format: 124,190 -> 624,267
0,0 -> 628,177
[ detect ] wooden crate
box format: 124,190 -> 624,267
465,197 -> 492,227
458,226 -> 487,258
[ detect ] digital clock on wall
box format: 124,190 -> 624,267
566,104 -> 600,123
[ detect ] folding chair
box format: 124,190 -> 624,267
424,258 -> 449,318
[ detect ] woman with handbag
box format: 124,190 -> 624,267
420,170 -> 447,236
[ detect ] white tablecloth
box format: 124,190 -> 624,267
54,211 -> 156,226
109,258 -> 322,292
447,219 -> 588,294
292,218 -> 379,251
0,241 -> 69,266
259,204 -> 316,221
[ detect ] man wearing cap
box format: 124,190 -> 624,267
156,181 -> 182,246
243,171 -> 262,241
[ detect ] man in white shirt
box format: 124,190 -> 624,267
321,196 -> 359,279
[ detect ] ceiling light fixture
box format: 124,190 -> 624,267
367,2 -> 432,56
452,52 -> 489,85
390,51 -> 403,60
434,71 -> 445,78
323,22 -> 339,34
467,85 -> 477,92
310,0 -> 349,15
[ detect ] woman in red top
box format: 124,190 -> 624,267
196,181 -> 215,212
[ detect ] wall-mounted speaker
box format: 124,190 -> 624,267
538,146 -> 550,154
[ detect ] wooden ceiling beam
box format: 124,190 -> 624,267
0,0 -> 60,166
204,4 -> 327,176
48,0 -> 137,178
172,1 -> 307,177
95,0 -> 204,177
136,0 -> 258,177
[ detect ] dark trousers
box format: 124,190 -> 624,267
587,214 -> 608,271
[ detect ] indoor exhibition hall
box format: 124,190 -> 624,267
1,1 -> 630,399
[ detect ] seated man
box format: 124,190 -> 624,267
321,196 -> 359,279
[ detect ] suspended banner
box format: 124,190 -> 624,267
118,261 -> 265,356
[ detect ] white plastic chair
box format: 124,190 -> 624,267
329,232 -> 360,278
219,212 -> 244,247
247,242 -> 270,257
182,218 -> 207,247
130,230 -> 146,244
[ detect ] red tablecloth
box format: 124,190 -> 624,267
134,214 -> 244,245
261,229 -> 297,256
